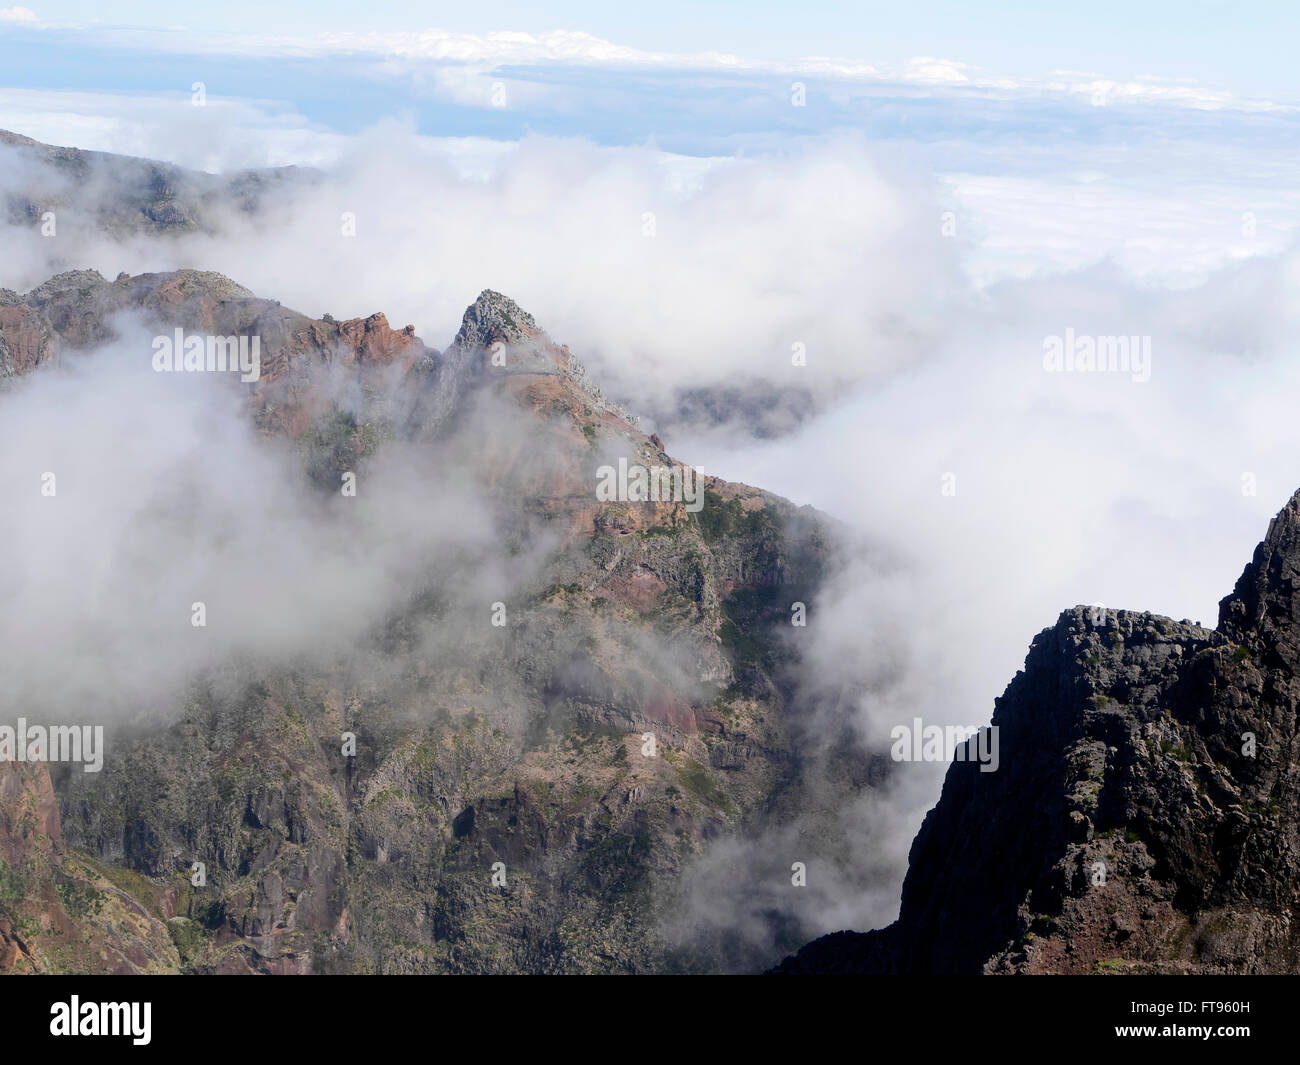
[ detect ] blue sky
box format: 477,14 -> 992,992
10,0 -> 1300,99
5,2 -> 1299,170
5,0 -> 1299,291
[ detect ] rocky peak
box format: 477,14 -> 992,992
440,288 -> 642,430
1218,485 -> 1300,667
452,289 -> 540,350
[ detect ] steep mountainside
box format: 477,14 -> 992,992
1,760 -> 179,973
0,268 -> 871,973
779,493 -> 1300,974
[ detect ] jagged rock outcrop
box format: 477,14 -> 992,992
778,491 -> 1300,974
434,288 -> 641,431
0,286 -> 58,376
454,288 -> 541,349
1,268 -> 430,438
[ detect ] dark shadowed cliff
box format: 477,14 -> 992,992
778,492 -> 1300,974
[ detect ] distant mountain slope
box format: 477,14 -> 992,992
0,128 -> 312,238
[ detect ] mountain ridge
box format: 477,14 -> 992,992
0,266 -> 867,974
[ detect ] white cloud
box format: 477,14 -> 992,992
316,27 -> 745,70
903,56 -> 974,84
12,18 -> 1288,117
0,123 -> 963,420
